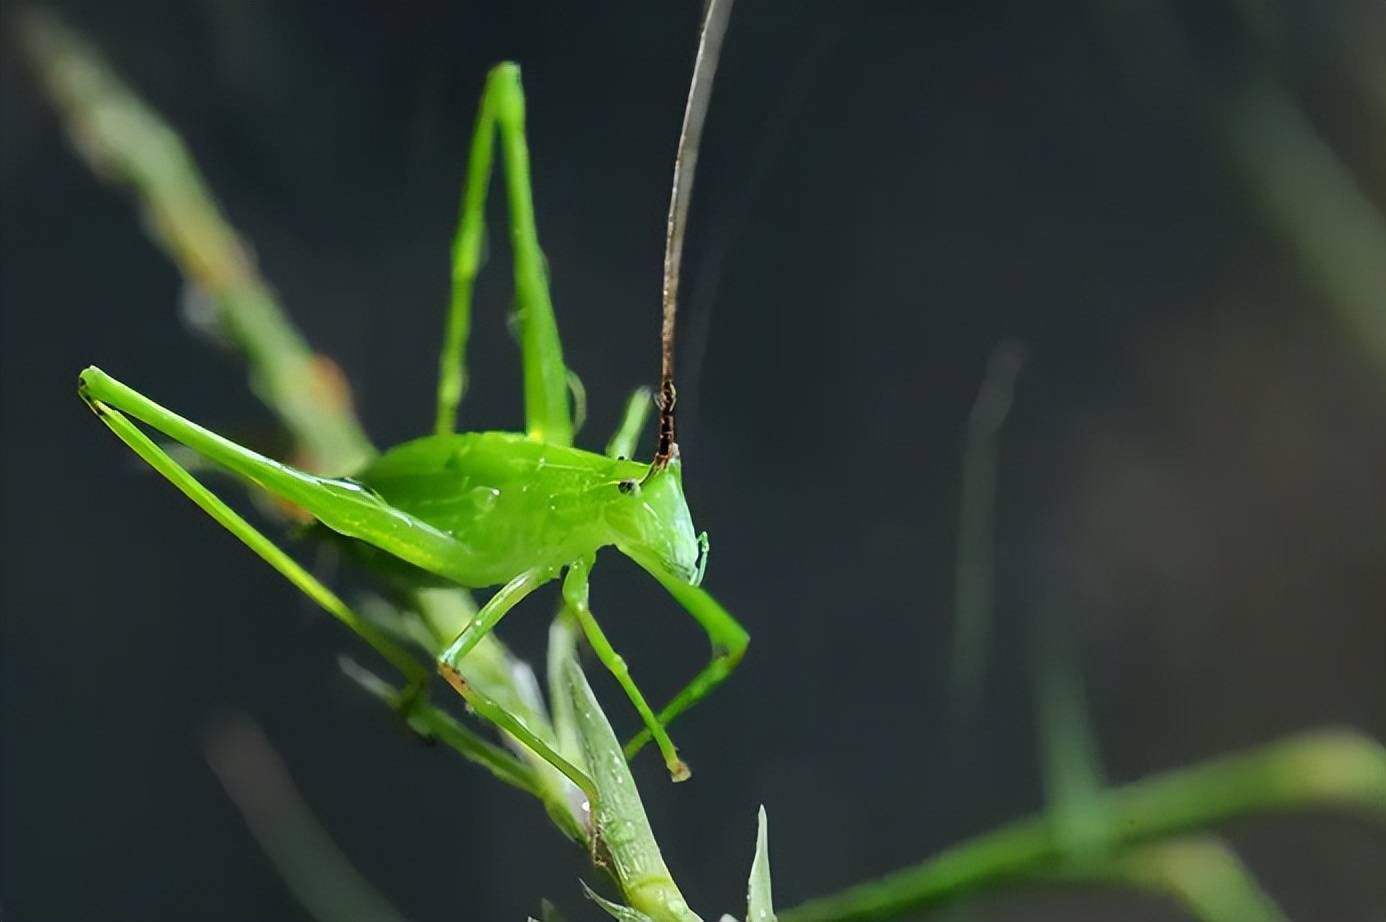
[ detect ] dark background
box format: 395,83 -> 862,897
3,1 -> 1385,920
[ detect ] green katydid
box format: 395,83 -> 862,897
78,0 -> 744,786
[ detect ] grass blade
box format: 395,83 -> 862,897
205,714 -> 411,922
781,729 -> 1386,921
564,658 -> 702,922
23,11 -> 373,474
1098,837 -> 1289,922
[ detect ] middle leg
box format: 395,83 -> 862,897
562,556 -> 689,781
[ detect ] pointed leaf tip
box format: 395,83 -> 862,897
746,805 -> 775,922
581,880 -> 658,922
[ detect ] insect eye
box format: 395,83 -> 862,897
618,479 -> 640,496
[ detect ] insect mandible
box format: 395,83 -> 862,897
77,0 -> 745,785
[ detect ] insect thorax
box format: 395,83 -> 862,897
351,431 -> 687,587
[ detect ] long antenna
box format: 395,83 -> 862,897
652,0 -> 735,470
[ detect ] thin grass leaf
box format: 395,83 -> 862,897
1033,600 -> 1108,861
582,881 -> 659,922
338,657 -> 542,799
536,898 -> 568,922
1092,0 -> 1386,377
780,729 -> 1386,922
564,658 -> 701,922
22,10 -> 373,474
1106,837 -> 1289,922
205,714 -> 411,922
950,341 -> 1025,711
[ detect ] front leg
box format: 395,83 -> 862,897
622,547 -> 749,758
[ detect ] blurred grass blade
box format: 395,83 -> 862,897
950,341 -> 1025,711
536,898 -> 569,922
564,658 -> 702,922
1036,835 -> 1288,922
1220,80 -> 1386,374
338,657 -> 542,798
205,714 -> 410,922
22,10 -> 373,473
1034,600 -> 1108,860
1104,837 -> 1289,922
1093,1 -> 1386,378
780,729 -> 1386,922
746,806 -> 776,922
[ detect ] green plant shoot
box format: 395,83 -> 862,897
77,0 -> 746,786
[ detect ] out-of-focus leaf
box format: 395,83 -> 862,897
950,340 -> 1025,711
338,657 -> 541,797
534,897 -> 567,922
780,730 -> 1386,922
205,714 -> 410,922
1111,837 -> 1289,922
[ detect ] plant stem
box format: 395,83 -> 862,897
1073,836 -> 1289,922
205,714 -> 412,922
1091,0 -> 1386,379
780,729 -> 1386,922
950,342 -> 1024,710
565,659 -> 701,922
23,11 -> 373,475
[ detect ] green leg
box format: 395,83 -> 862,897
439,662 -> 595,801
434,565 -> 596,798
436,63 -> 572,448
437,566 -> 553,671
621,549 -> 749,758
80,390 -> 426,685
81,368 -> 594,796
562,556 -> 690,781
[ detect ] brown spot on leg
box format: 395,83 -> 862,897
438,661 -> 470,698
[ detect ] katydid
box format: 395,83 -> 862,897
78,0 -> 744,784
